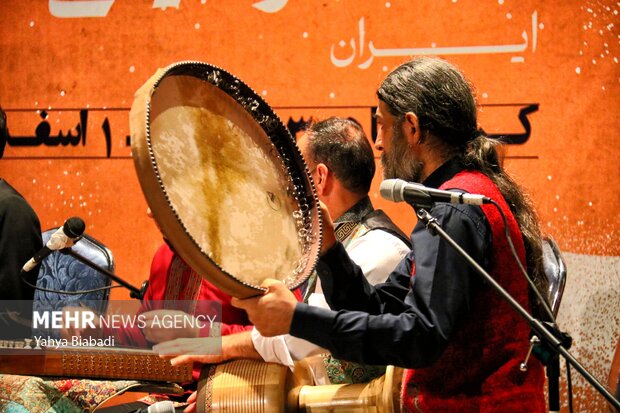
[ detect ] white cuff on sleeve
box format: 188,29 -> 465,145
250,328 -> 295,367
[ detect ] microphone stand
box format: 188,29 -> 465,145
60,248 -> 148,300
414,207 -> 620,411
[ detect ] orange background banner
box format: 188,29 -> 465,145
0,1 -> 618,411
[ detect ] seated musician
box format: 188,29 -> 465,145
63,235 -> 257,412
62,202 -> 304,412
220,58 -> 548,412
155,117 -> 411,385
0,108 -> 44,339
114,240 -> 253,343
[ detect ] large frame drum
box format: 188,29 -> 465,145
130,62 -> 321,298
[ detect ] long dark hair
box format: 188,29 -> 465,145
462,132 -> 547,300
377,57 -> 547,302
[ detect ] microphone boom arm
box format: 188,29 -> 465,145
61,248 -> 146,300
415,207 -> 620,411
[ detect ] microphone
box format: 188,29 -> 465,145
380,179 -> 491,208
22,217 -> 86,272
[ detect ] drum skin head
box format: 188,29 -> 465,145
130,62 -> 321,298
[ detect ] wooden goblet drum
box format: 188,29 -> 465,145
130,62 -> 321,298
195,360 -> 403,413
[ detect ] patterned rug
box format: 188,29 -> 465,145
0,375 -> 143,413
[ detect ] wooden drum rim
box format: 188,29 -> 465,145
130,61 -> 322,298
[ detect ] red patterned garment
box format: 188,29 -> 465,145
106,243 -> 254,381
107,243 -> 253,343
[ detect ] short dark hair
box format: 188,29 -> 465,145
305,117 -> 375,196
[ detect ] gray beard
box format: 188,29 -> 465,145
380,126 -> 424,183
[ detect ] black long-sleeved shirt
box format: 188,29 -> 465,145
0,179 -> 43,300
0,179 -> 43,339
290,159 -> 492,368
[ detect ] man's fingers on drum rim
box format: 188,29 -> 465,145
261,278 -> 284,290
231,296 -> 259,309
230,297 -> 245,309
